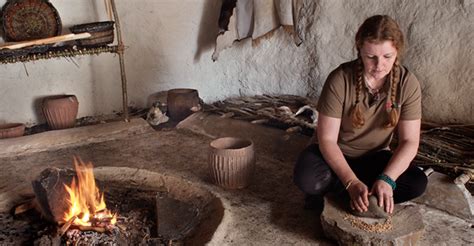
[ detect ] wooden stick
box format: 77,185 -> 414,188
59,216 -> 77,236
110,0 -> 129,122
454,172 -> 473,185
116,223 -> 127,232
104,0 -> 113,21
0,33 -> 91,50
14,199 -> 35,215
76,225 -> 107,233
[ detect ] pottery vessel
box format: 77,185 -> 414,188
0,123 -> 25,139
42,95 -> 79,130
209,137 -> 255,189
167,88 -> 200,122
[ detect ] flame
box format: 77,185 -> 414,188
62,157 -> 116,226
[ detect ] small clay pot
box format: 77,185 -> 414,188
208,137 -> 255,189
167,88 -> 200,122
42,95 -> 79,130
0,123 -> 25,139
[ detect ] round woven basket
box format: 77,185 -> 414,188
2,0 -> 62,41
69,21 -> 114,33
208,137 -> 255,189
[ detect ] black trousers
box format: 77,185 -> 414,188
293,144 -> 427,204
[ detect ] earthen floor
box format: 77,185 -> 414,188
0,115 -> 472,245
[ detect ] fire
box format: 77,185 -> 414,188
62,157 -> 116,227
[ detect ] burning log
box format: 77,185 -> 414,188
32,158 -> 117,237
58,215 -> 77,236
75,225 -> 107,233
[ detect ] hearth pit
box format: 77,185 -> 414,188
0,162 -> 224,245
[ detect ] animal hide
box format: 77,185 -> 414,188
212,0 -> 303,61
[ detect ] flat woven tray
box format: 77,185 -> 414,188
2,0 -> 62,41
70,21 -> 115,47
69,21 -> 114,33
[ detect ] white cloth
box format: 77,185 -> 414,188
236,0 -> 253,39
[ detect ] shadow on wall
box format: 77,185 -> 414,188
194,0 -> 221,63
32,96 -> 46,124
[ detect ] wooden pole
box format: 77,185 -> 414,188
0,33 -> 91,50
110,0 -> 129,122
104,0 -> 113,21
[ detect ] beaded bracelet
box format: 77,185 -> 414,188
377,174 -> 397,190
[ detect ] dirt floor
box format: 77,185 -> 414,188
0,115 -> 472,245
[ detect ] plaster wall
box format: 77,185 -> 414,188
0,0 -> 472,125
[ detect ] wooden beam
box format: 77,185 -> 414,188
110,0 -> 130,122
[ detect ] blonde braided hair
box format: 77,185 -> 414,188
385,59 -> 400,128
351,15 -> 404,128
351,59 -> 365,128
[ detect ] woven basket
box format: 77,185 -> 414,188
70,21 -> 115,47
2,0 -> 62,41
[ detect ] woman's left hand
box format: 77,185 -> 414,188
370,180 -> 394,214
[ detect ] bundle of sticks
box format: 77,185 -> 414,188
414,123 -> 474,185
204,94 -> 318,135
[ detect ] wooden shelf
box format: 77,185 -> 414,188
0,0 -> 129,121
0,45 -> 119,64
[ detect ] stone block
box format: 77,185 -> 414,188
413,172 -> 474,222
321,195 -> 424,245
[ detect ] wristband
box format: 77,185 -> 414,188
377,174 -> 397,190
345,179 -> 357,190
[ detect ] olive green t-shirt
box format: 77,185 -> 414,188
317,60 -> 422,158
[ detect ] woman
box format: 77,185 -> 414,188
293,15 -> 427,215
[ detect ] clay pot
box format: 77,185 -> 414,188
208,137 -> 255,189
0,123 -> 25,139
42,95 -> 79,130
167,88 -> 200,122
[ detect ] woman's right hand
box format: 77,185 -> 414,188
347,180 -> 369,212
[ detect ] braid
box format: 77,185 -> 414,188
351,59 -> 365,128
385,58 -> 400,128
